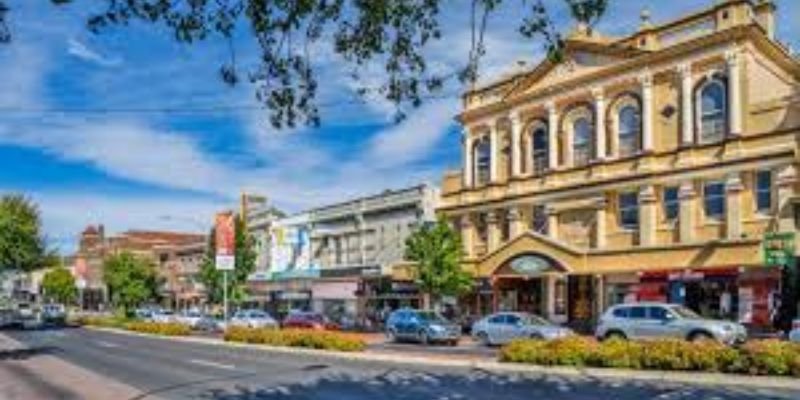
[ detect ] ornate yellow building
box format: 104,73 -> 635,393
436,0 -> 799,329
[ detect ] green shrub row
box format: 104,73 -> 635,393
122,321 -> 192,336
224,326 -> 366,352
70,315 -> 128,329
500,337 -> 800,377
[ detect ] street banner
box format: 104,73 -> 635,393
215,212 -> 236,271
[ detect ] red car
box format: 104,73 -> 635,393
281,312 -> 340,331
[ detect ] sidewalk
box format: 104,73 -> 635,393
0,332 -> 141,400
89,326 -> 800,392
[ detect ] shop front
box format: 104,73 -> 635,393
491,254 -> 569,323
630,266 -> 780,329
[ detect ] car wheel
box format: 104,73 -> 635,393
476,331 -> 491,346
529,333 -> 544,340
689,331 -> 714,343
387,329 -> 399,343
449,339 -> 459,347
418,330 -> 430,345
604,331 -> 627,341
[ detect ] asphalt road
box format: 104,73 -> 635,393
4,327 -> 799,400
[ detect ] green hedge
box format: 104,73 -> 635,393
122,321 -> 192,336
224,326 -> 366,352
70,315 -> 128,329
500,337 -> 800,377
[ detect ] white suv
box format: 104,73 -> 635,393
229,309 -> 278,329
595,302 -> 747,345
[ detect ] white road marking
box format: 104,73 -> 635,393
94,340 -> 120,348
188,358 -> 236,370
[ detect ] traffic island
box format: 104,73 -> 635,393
224,326 -> 366,352
499,336 -> 800,377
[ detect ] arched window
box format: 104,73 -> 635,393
618,105 -> 641,157
697,78 -> 727,143
573,118 -> 592,167
531,124 -> 548,175
473,137 -> 491,185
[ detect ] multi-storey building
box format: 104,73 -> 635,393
74,226 -> 207,310
433,0 -> 798,330
250,184 -> 438,323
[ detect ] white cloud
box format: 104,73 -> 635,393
366,98 -> 459,167
66,38 -> 122,67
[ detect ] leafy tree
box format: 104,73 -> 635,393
41,267 -> 77,305
0,0 -> 607,128
0,194 -> 52,273
103,251 -> 158,315
405,218 -> 472,309
199,215 -> 256,308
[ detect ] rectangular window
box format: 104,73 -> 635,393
756,170 -> 773,213
663,186 -> 680,221
532,205 -> 547,234
704,181 -> 726,219
618,192 -> 639,230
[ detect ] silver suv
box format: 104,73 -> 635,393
595,302 -> 747,345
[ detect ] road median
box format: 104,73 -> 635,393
84,326 -> 800,391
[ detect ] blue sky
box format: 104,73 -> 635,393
0,0 -> 798,253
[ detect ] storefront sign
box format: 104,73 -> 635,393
763,232 -> 795,266
272,269 -> 320,280
509,255 -> 554,276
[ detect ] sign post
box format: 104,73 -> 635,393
215,212 -> 236,324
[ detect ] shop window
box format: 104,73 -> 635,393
618,105 -> 641,157
573,118 -> 593,167
703,181 -> 726,220
663,186 -> 680,221
696,77 -> 727,144
755,170 -> 773,213
618,192 -> 639,230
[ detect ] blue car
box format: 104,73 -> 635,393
385,309 -> 461,346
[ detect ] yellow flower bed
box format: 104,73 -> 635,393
224,327 -> 366,352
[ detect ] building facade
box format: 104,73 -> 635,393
425,0 -> 798,330
74,226 -> 207,310
249,184 -> 438,324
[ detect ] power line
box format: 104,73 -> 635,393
0,92 -> 460,116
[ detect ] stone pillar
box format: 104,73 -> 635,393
489,123 -> 500,183
639,185 -> 657,246
725,173 -> 744,240
547,208 -> 559,241
546,275 -> 557,321
678,63 -> 694,146
463,132 -> 473,188
592,88 -> 607,160
777,164 -> 799,232
547,101 -> 559,170
726,49 -> 743,136
594,198 -> 607,249
508,207 -> 526,238
510,112 -> 523,178
640,72 -> 654,152
460,214 -> 476,258
594,275 -> 606,317
486,211 -> 502,252
678,182 -> 697,243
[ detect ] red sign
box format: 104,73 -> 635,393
215,212 -> 235,257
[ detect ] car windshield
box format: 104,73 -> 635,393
416,311 -> 447,323
523,314 -> 551,325
670,305 -> 701,319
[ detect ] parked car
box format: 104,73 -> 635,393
385,309 -> 460,345
149,309 -> 176,323
15,303 -> 39,329
789,319 -> 800,343
471,312 -> 573,346
282,312 -> 339,331
176,310 -> 205,328
194,315 -> 225,332
134,308 -> 154,320
41,304 -> 66,325
595,302 -> 747,345
229,309 -> 278,329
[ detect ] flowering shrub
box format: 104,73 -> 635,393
123,321 -> 191,336
224,327 -> 366,352
500,337 -> 800,377
71,314 -> 128,328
